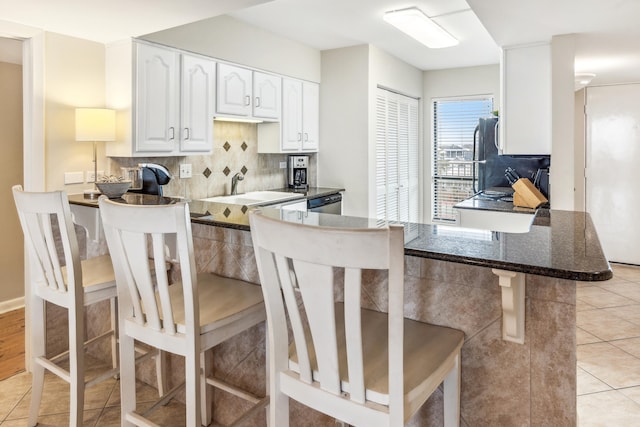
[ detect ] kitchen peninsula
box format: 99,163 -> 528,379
69,194 -> 611,426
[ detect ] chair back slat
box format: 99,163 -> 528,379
274,254 -> 314,384
99,198 -> 197,338
343,267 -> 365,403
12,185 -> 82,298
250,211 -> 405,406
292,259 -> 340,393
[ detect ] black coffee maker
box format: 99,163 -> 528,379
288,155 -> 309,189
126,163 -> 172,196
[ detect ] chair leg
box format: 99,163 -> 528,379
68,303 -> 86,427
200,351 -> 212,426
155,350 -> 167,397
119,333 -> 137,427
110,298 -> 118,371
185,350 -> 202,427
443,353 -> 461,427
28,298 -> 46,427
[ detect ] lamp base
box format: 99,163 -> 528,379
83,189 -> 101,200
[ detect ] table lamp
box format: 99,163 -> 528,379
75,108 -> 115,199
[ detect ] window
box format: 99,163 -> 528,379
376,88 -> 419,224
432,97 -> 493,222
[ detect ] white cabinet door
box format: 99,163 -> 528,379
253,72 -> 281,119
281,78 -> 304,151
216,63 -> 252,116
180,54 -> 215,153
500,43 -> 551,155
302,82 -> 319,151
135,43 -> 179,153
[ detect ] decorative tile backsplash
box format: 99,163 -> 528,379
108,122 -> 317,200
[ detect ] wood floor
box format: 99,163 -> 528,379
0,308 -> 25,380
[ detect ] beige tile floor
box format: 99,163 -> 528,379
577,262 -> 640,426
2,263 -> 640,426
0,356 -> 186,426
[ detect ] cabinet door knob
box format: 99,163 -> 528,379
297,132 -> 302,141
245,95 -> 251,106
184,128 -> 190,140
255,96 -> 261,107
169,127 -> 175,140
304,133 -> 309,142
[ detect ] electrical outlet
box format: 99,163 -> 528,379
86,170 -> 104,183
279,161 -> 287,169
179,163 -> 192,178
64,172 -> 84,185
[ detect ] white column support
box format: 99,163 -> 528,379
492,269 -> 526,344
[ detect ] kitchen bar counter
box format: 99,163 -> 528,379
69,193 -> 611,282
67,192 -> 600,425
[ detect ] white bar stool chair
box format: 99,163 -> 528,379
249,210 -> 465,426
98,197 -> 267,427
12,185 -> 165,427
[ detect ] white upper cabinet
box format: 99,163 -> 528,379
216,63 -> 281,120
134,44 -> 180,154
500,43 -> 552,155
301,81 -> 319,151
253,71 -> 281,119
216,63 -> 253,117
106,41 -> 214,157
180,54 -> 215,153
259,78 -> 319,153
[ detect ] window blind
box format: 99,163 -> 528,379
432,97 -> 493,222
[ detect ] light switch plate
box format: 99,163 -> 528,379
86,170 -> 104,183
64,171 -> 84,185
279,162 -> 287,169
179,163 -> 192,178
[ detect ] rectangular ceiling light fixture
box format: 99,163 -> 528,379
383,7 -> 458,49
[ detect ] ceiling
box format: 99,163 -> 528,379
1,0 -> 640,86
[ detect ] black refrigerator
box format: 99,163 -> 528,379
473,117 -> 550,199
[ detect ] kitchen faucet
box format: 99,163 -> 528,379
231,172 -> 244,195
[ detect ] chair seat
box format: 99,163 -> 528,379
289,303 -> 465,407
163,273 -> 264,335
61,254 -> 116,292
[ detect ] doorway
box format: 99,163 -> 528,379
0,36 -> 25,377
585,84 -> 640,265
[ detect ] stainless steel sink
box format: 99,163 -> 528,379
199,191 -> 303,206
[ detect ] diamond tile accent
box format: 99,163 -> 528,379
241,206 -> 248,214
223,141 -> 231,151
223,207 -> 231,217
223,167 -> 231,176
241,141 -> 248,151
203,167 -> 212,178
241,165 -> 248,175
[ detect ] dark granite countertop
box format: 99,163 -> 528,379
69,190 -> 612,282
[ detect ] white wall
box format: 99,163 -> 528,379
550,34 -> 576,210
44,32 -> 106,192
319,45 -> 369,217
574,88 -> 586,211
422,64 -> 500,222
141,15 -> 321,83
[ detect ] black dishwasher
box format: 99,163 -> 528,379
307,193 -> 342,215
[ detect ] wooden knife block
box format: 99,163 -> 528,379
512,178 -> 548,208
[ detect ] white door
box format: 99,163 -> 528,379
586,84 -> 640,264
135,44 -> 179,153
180,54 -> 215,153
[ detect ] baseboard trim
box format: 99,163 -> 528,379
0,297 -> 25,314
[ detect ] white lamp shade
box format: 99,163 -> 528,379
75,108 -> 115,141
